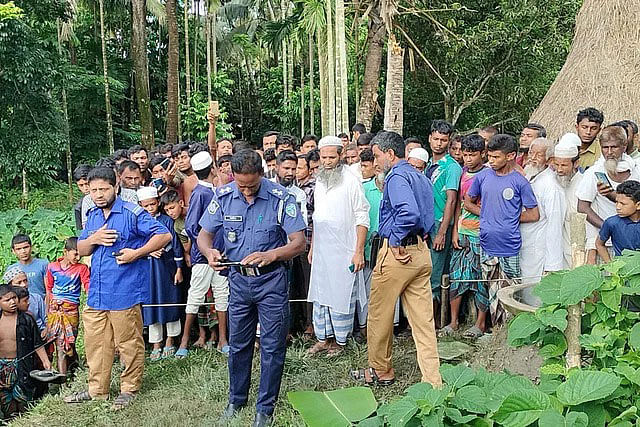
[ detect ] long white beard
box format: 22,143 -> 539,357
524,164 -> 543,180
604,158 -> 619,175
555,172 -> 572,188
317,164 -> 344,189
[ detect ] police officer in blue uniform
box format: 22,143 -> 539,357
197,150 -> 306,427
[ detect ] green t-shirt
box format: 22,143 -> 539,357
427,154 -> 463,223
363,178 -> 383,261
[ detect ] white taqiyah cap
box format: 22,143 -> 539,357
318,135 -> 343,149
558,132 -> 582,147
136,186 -> 158,201
408,147 -> 430,164
190,151 -> 213,171
554,142 -> 579,159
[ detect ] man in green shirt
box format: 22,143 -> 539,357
425,120 -> 462,327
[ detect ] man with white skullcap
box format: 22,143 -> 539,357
307,136 -> 370,356
177,151 -> 230,358
553,134 -> 584,268
407,147 -> 430,173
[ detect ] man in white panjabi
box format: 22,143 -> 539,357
553,133 -> 584,268
307,136 -> 370,356
520,137 -> 565,306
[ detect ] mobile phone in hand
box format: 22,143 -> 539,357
595,171 -> 612,188
160,157 -> 171,170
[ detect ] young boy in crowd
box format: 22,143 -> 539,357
0,284 -> 50,418
137,187 -> 184,360
45,237 -> 89,374
8,235 -> 48,298
596,180 -> 640,262
3,268 -> 46,335
465,134 -> 539,326
216,155 -> 233,186
73,164 -> 92,231
444,134 -> 487,338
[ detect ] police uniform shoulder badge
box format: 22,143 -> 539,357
208,200 -> 220,215
218,186 -> 233,196
285,203 -> 297,218
271,188 -> 285,198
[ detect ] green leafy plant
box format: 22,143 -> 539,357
288,387 -> 377,427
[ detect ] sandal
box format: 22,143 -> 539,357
350,367 -> 395,387
462,326 -> 484,339
437,325 -> 456,338
64,390 -> 93,404
175,348 -> 189,359
112,392 -> 136,410
162,346 -> 176,358
306,341 -> 329,356
149,348 -> 162,361
218,344 -> 230,356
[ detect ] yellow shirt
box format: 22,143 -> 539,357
578,141 -> 601,170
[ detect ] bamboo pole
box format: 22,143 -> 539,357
566,212 -> 587,369
441,274 -> 450,328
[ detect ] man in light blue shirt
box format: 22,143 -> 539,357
9,234 -> 48,298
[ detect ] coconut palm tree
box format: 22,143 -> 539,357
357,0 -> 385,131
381,0 -> 403,134
166,0 -> 180,144
132,0 -> 155,148
334,0 -> 348,133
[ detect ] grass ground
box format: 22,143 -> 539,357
10,336 -> 425,426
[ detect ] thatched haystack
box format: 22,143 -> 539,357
529,0 -> 640,140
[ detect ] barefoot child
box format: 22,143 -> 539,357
137,187 -> 184,360
3,268 -> 46,336
0,284 -> 50,419
44,237 -> 89,374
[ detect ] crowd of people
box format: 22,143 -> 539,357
3,106 -> 640,425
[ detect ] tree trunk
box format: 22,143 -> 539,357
325,0 -> 336,136
309,33 -> 315,135
211,7 -> 217,75
357,2 -> 385,132
335,0 -> 349,133
282,40 -> 288,106
287,39 -> 294,99
383,35 -> 404,134
301,52 -> 305,136
184,0 -> 191,106
57,20 -> 73,203
99,0 -> 115,153
318,31 -> 329,137
132,0 -> 155,148
166,0 -> 179,145
21,168 -> 27,208
206,5 -> 212,103
566,212 -> 587,369
193,0 -> 199,93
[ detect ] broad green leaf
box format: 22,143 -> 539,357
559,265 -> 603,306
384,396 -> 418,427
451,385 -> 488,414
604,259 -> 625,274
536,308 -> 568,331
619,251 -> 640,276
566,412 -> 589,427
601,289 -> 622,313
445,407 -> 478,424
629,323 -> 640,350
493,389 -> 550,427
615,364 -> 640,386
538,378 -> 561,394
555,370 -> 620,406
410,384 -> 449,412
420,407 -> 445,427
538,409 -> 565,426
609,406 -> 637,426
357,416 -> 384,427
572,403 -> 606,427
507,313 -> 543,346
539,334 -> 567,358
533,272 -> 565,305
438,340 -> 473,361
440,364 -> 475,389
288,387 -> 378,427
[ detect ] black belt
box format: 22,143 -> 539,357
400,234 -> 419,246
233,262 -> 283,277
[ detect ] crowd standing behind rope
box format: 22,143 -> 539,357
3,107 -> 640,425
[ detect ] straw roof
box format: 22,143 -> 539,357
529,0 -> 640,141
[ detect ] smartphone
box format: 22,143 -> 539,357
152,178 -> 165,190
159,157 -> 171,170
209,100 -> 219,116
594,172 -> 612,187
111,251 -> 123,257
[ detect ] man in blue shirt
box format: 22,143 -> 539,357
352,131 -> 442,388
65,167 -> 170,410
9,234 -> 48,298
197,150 -> 306,427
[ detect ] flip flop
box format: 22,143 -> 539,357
149,348 -> 162,361
462,326 -> 484,339
175,348 -> 189,359
437,325 -> 456,338
162,346 -> 176,358
218,345 -> 230,356
350,367 -> 395,387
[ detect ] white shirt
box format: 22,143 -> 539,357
308,166 -> 370,313
562,172 -> 583,268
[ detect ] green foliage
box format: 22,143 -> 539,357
288,387 -> 377,426
181,90 -> 233,142
0,1 -> 23,20
509,250 -> 640,423
0,207 -> 75,271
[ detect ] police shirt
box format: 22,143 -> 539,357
79,196 -> 169,310
378,160 -> 435,247
185,181 -> 216,265
199,178 -> 306,262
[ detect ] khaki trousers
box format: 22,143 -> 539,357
83,305 -> 145,398
367,238 -> 442,385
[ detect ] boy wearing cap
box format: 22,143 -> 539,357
177,151 -> 230,357
137,187 -> 185,360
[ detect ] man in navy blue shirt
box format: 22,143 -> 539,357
197,150 -> 305,427
65,167 -> 170,410
352,131 -> 442,387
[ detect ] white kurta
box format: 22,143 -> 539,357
520,167 -> 566,305
562,172 -> 583,268
308,166 -> 370,314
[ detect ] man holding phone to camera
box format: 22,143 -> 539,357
577,125 -> 640,263
65,167 -> 171,410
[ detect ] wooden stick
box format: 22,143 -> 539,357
566,212 -> 587,369
441,274 -> 450,328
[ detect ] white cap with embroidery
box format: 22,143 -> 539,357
408,147 -> 430,163
190,151 -> 213,171
136,186 -> 158,201
318,136 -> 343,149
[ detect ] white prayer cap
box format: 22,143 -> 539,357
408,147 -> 430,164
190,151 -> 213,171
318,136 -> 343,149
558,132 -> 582,147
137,186 -> 158,201
554,142 -> 579,159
